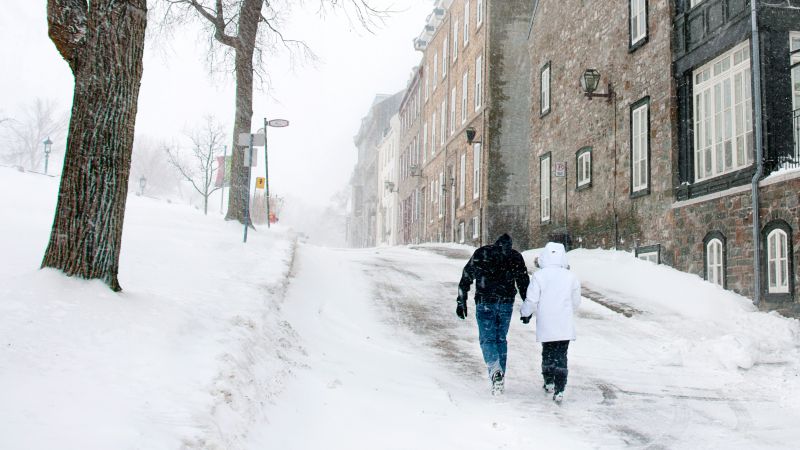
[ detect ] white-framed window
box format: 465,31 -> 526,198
459,152 -> 466,206
791,32 -> 799,111
442,38 -> 448,78
540,62 -> 551,115
477,0 -> 484,27
631,98 -> 649,193
472,216 -> 480,239
431,112 -> 437,155
706,238 -> 724,287
459,222 -> 465,243
473,143 -> 481,198
450,87 -> 457,136
461,72 -> 469,123
767,228 -> 790,294
577,147 -> 591,188
630,0 -> 647,46
464,0 -> 470,46
438,171 -> 444,218
425,66 -> 430,101
540,154 -> 551,222
475,54 -> 483,111
689,0 -> 705,8
453,20 -> 459,62
433,51 -> 438,91
440,100 -> 447,145
637,251 -> 658,264
693,41 -> 752,182
422,122 -> 428,163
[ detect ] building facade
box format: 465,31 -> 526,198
377,114 -> 400,246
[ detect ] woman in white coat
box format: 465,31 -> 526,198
520,242 -> 581,403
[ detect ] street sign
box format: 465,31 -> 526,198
268,119 -> 290,128
242,148 -> 258,167
237,132 -> 266,147
554,162 -> 566,177
255,177 -> 266,189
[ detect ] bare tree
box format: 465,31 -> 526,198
166,116 -> 226,215
161,0 -> 387,224
130,135 -> 184,196
42,0 -> 147,292
0,98 -> 67,171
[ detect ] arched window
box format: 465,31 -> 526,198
703,232 -> 726,288
767,228 -> 790,294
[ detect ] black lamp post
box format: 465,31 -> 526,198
43,137 -> 52,175
138,174 -> 147,196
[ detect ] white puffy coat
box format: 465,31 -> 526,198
520,243 -> 581,343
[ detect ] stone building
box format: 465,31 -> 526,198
396,0 -> 536,248
377,114 -> 400,246
527,0 -> 800,309
346,92 -> 403,248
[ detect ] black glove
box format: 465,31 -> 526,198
520,314 -> 532,324
456,299 -> 467,320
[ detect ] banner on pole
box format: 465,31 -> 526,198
214,156 -> 231,187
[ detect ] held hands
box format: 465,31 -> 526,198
456,298 -> 467,320
520,314 -> 532,324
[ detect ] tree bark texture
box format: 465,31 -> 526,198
224,0 -> 261,224
42,0 -> 147,291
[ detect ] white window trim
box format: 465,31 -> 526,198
577,149 -> 591,187
630,0 -> 647,46
473,143 -> 481,199
459,152 -> 466,207
425,67 -> 430,102
632,100 -> 649,193
461,72 -> 469,124
450,87 -> 457,136
459,222 -> 465,243
706,238 -> 724,287
438,171 -> 444,218
477,0 -> 484,28
431,112 -> 437,155
637,252 -> 658,264
442,38 -> 448,79
693,40 -> 753,182
440,100 -> 446,145
540,155 -> 551,222
791,31 -> 799,111
767,229 -> 790,294
689,0 -> 705,8
472,216 -> 480,239
433,51 -> 438,91
422,122 -> 428,163
541,63 -> 551,115
475,54 -> 483,111
453,20 -> 459,62
464,0 -> 470,46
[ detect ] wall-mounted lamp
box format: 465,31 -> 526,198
384,181 -> 396,193
409,164 -> 422,177
580,69 -> 615,103
465,127 -> 482,145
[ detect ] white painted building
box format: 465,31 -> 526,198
376,114 -> 400,246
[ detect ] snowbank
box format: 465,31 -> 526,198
0,168 -> 299,449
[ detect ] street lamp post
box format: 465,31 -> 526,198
42,137 -> 52,175
139,174 -> 147,196
261,117 -> 290,229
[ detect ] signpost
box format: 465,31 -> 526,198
238,132 -> 265,243
255,177 -> 265,189
262,117 -> 290,229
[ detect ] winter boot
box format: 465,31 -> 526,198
543,383 -> 555,393
491,370 -> 505,395
553,391 -> 564,403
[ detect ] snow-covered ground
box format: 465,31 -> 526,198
3,167 -> 800,449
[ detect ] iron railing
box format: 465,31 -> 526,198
793,108 -> 800,168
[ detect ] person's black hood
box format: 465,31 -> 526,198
495,233 -> 512,252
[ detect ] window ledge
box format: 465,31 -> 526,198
630,188 -> 650,199
629,36 -> 648,53
576,182 -> 592,192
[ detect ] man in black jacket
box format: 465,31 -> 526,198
456,233 -> 529,394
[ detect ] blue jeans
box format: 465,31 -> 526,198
475,301 -> 514,377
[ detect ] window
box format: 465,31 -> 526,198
453,21 -> 459,62
475,55 -> 483,111
472,216 -> 480,239
631,97 -> 650,195
431,112 -> 437,155
791,32 -> 799,111
422,122 -> 428,162
473,143 -> 481,198
540,62 -> 551,115
461,72 -> 469,123
440,100 -> 447,145
766,227 -> 790,294
459,152 -> 466,206
442,38 -> 448,78
459,222 -> 465,243
689,0 -> 705,8
540,154 -> 551,222
425,66 -> 430,101
635,244 -> 660,264
630,0 -> 647,47
693,41 -> 752,182
705,235 -> 725,287
464,1 -> 470,46
576,147 -> 592,188
439,171 -> 444,218
433,51 -> 438,91
450,87 -> 457,136
477,0 -> 484,27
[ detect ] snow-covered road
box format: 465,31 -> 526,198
247,244 -> 800,449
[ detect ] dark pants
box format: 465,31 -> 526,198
475,301 -> 514,378
542,340 -> 570,394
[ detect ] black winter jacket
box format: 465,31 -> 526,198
457,234 -> 530,304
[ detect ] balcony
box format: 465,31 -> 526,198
792,109 -> 800,168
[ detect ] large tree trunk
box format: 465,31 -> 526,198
43,0 -> 147,291
224,0 -> 261,224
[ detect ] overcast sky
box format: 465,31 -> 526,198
0,1 -> 433,208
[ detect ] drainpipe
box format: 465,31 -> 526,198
750,0 -> 764,306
